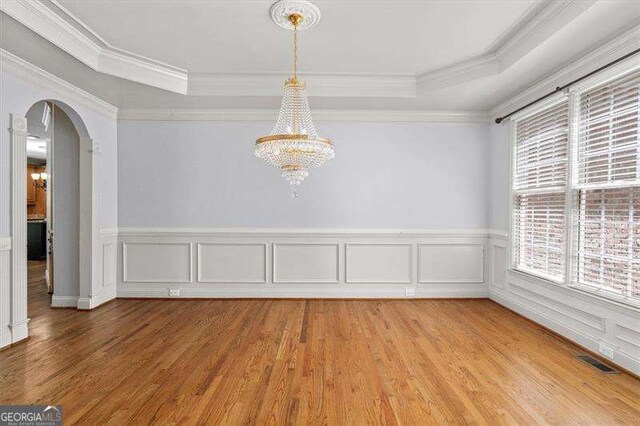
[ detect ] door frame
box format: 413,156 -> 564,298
8,104 -> 99,343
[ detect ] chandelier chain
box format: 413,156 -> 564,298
293,24 -> 298,80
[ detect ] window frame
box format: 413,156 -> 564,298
508,60 -> 640,309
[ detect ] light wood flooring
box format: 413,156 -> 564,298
0,260 -> 638,424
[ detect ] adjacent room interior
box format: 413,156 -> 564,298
0,0 -> 638,424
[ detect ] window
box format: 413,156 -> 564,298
511,67 -> 640,306
512,101 -> 569,282
574,70 -> 639,300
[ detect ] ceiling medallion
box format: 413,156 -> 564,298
255,0 -> 334,198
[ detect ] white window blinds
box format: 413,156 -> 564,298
574,70 -> 640,301
513,101 -> 569,281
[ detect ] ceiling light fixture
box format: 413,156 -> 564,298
255,0 -> 334,198
31,172 -> 47,191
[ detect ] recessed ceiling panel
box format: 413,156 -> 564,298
57,0 -> 538,74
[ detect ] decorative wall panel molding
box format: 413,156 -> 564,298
418,244 -> 484,283
346,244 -> 412,284
489,238 -> 507,289
123,242 -> 192,283
116,228 -> 490,299
0,49 -> 118,119
616,324 -> 640,350
273,244 -> 340,284
102,241 -> 117,288
508,282 -> 606,332
197,243 -> 267,283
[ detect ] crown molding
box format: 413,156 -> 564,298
416,0 -> 597,93
0,0 -> 188,94
188,73 -> 416,98
490,24 -> 640,120
1,0 -> 599,99
0,48 -> 118,119
117,108 -> 489,123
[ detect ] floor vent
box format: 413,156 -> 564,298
576,355 -> 619,374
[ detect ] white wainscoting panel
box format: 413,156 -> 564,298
273,243 -> 339,284
508,282 -> 606,332
490,239 -> 507,288
116,229 -> 490,298
198,243 -> 266,283
418,244 -> 484,283
102,241 -> 117,288
616,324 -> 640,350
123,242 -> 192,283
346,244 -> 412,284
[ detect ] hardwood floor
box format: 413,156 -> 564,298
1,262 -> 638,424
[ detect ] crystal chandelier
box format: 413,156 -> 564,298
255,2 -> 334,197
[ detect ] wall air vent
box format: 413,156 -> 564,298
576,355 -> 619,374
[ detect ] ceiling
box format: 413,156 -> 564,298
55,0 -> 536,75
1,0 -> 639,113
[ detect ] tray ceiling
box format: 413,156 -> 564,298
55,0 -> 536,74
1,0 -> 638,113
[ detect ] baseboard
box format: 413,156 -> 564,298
490,290 -> 640,375
9,319 -> 29,344
0,330 -> 12,349
51,295 -> 79,308
117,285 -> 488,299
77,287 -> 117,310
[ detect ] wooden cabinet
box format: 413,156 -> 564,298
27,165 -> 37,205
27,164 -> 47,219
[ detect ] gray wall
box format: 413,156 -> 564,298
117,121 -> 491,229
51,107 -> 80,298
488,122 -> 511,231
0,70 -> 118,235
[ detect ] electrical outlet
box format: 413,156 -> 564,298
168,288 -> 181,297
598,342 -> 615,359
405,287 -> 415,297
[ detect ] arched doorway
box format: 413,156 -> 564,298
8,99 -> 98,341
